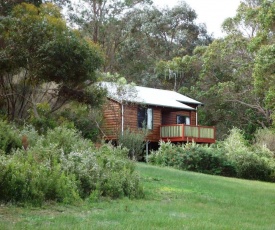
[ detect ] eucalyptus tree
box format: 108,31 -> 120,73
0,3 -> 105,120
115,2 -> 212,85
221,0 -> 275,128
0,0 -> 70,16
222,0 -> 263,38
193,0 -> 275,137
68,0 -> 153,72
153,0 -> 275,139
250,0 -> 275,126
0,0 -> 42,16
69,0 -> 212,85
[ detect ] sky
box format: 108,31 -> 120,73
154,0 -> 241,38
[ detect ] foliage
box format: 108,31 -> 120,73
0,0 -> 42,16
95,144 -> 144,199
149,127 -> 275,182
0,3 -> 105,121
116,3 -> 212,85
0,120 -> 21,154
253,44 -> 275,114
28,102 -> 58,134
254,128 -> 275,154
71,0 -> 212,85
0,150 -> 80,206
0,124 -> 144,205
221,128 -> 275,181
148,141 -> 237,177
59,103 -> 103,142
118,128 -> 147,160
153,0 -> 275,140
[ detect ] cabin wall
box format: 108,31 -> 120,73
123,104 -> 138,129
162,110 -> 197,126
147,107 -> 162,142
102,102 -> 161,142
102,99 -> 121,140
123,105 -> 162,143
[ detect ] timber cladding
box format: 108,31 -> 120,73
162,110 -> 196,126
102,99 -> 121,140
123,105 -> 162,143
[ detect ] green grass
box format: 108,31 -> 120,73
1,163 -> 275,229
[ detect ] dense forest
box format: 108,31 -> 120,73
1,0 -> 275,141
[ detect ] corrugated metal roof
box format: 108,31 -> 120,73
99,82 -> 202,110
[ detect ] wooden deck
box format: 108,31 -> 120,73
160,124 -> 216,143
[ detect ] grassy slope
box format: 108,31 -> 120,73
1,163 -> 275,230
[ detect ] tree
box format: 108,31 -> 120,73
115,2 -> 212,85
155,47 -> 205,91
191,0 -> 275,137
69,0 -> 212,85
0,0 -> 71,16
0,3 -> 105,121
152,0 -> 275,140
221,0 -> 275,128
68,0 -> 152,72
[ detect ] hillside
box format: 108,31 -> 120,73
0,163 -> 275,229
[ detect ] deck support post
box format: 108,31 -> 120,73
146,141 -> 149,163
121,104 -> 124,135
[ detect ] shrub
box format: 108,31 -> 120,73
118,128 -> 147,160
223,128 -> 250,158
28,103 -> 58,135
18,125 -> 41,149
148,141 -> 174,166
96,144 -> 144,199
59,105 -> 103,142
0,125 -> 144,205
233,153 -> 273,181
0,120 -> 21,154
148,141 -> 237,177
44,126 -> 94,154
0,149 -> 80,205
254,128 -> 275,155
221,128 -> 275,181
60,150 -> 100,198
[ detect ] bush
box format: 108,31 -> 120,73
232,153 -> 273,181
223,128 -> 250,158
118,128 -> 147,160
59,105 -> 103,142
96,144 -> 144,198
0,125 -> 144,205
28,103 -> 58,135
148,141 -> 237,177
0,120 -> 21,154
44,126 -> 94,154
221,128 -> 275,181
254,128 -> 275,155
0,150 -> 80,205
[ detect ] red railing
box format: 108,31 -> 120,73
160,124 -> 215,143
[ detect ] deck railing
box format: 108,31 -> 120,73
160,124 -> 215,143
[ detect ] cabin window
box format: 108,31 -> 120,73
138,107 -> 153,129
176,115 -> 190,125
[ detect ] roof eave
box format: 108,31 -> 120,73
106,97 -> 195,111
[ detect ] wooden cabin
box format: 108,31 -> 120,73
99,82 -> 215,145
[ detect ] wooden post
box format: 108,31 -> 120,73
146,141 -> 149,163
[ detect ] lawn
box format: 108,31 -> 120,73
1,163 -> 275,230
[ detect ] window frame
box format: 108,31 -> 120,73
176,115 -> 190,125
137,107 -> 153,130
